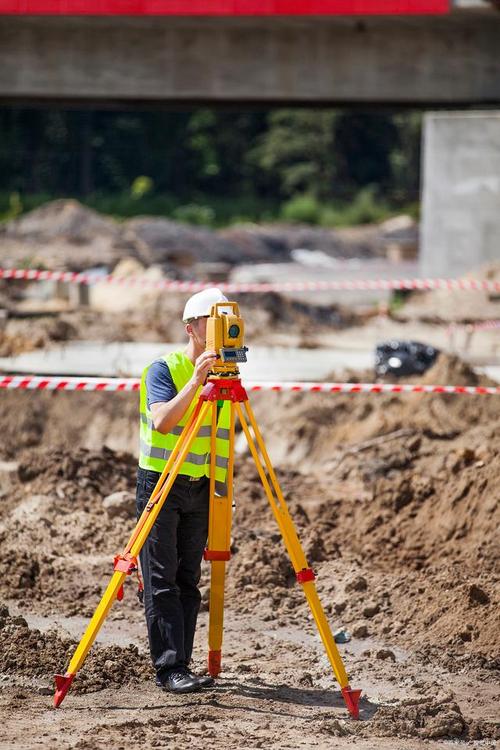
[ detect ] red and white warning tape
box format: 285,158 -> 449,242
472,319 -> 500,332
0,375 -> 498,395
1,268 -> 500,293
447,319 -> 500,334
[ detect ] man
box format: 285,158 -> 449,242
136,287 -> 231,694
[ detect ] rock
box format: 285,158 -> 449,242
333,600 -> 347,615
37,685 -> 53,696
345,576 -> 367,593
468,584 -> 490,606
320,718 -> 350,737
299,672 -> 313,686
375,649 -> 396,662
12,616 -> 28,627
102,490 -> 135,518
0,460 -> 19,475
420,712 -> 465,739
236,664 -> 252,673
363,602 -> 380,618
352,623 -> 369,639
333,628 -> 351,644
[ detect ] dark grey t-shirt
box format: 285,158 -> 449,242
146,359 -> 177,408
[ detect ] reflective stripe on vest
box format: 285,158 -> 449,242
140,413 -> 229,441
139,439 -> 229,469
138,351 -> 230,490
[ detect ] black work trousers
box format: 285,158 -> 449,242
136,466 -> 209,677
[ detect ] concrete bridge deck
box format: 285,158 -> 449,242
1,4 -> 499,105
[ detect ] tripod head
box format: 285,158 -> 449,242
206,301 -> 248,378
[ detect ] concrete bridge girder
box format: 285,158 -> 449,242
0,11 -> 500,105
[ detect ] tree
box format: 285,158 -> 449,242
251,110 -> 337,200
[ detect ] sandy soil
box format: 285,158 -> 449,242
0,352 -> 498,749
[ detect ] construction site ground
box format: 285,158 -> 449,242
0,349 -> 498,749
0,205 -> 499,748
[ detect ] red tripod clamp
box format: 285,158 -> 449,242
200,379 -> 248,402
296,567 -> 316,584
114,553 -> 138,601
204,549 -> 231,561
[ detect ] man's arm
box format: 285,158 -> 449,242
151,350 -> 217,434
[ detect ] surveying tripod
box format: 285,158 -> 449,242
54,311 -> 361,719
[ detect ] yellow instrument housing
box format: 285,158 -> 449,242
206,301 -> 247,377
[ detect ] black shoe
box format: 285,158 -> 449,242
187,670 -> 215,688
156,668 -> 201,694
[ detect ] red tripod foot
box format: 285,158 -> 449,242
341,686 -> 362,719
53,672 -> 75,708
208,650 -> 222,677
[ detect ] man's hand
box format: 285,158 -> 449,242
191,350 -> 217,387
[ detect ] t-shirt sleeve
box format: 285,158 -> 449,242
146,360 -> 177,409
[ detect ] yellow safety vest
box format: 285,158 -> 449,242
139,351 -> 230,495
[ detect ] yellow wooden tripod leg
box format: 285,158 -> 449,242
54,400 -> 212,708
235,401 -> 361,719
205,401 -> 235,677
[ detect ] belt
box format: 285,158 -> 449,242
175,474 -> 207,484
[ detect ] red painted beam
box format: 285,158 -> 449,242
0,1 -> 450,16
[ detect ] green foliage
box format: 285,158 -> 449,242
0,191 -> 53,223
18,255 -> 48,270
0,106 -> 423,226
0,188 -> 412,229
84,192 -> 177,219
0,191 -> 23,221
172,203 -> 215,226
130,176 -> 154,200
280,187 -> 396,228
281,194 -> 322,224
253,110 -> 337,199
331,186 -> 390,226
389,289 -> 412,314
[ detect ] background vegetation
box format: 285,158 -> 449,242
0,107 -> 421,227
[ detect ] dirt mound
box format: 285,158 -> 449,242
241,292 -> 359,342
229,439 -> 500,655
4,200 -> 118,244
368,693 -> 499,741
316,425 -> 500,569
0,447 -> 138,614
221,223 -> 384,261
250,354 -> 500,467
418,351 -> 484,386
123,217 -> 241,268
227,534 -> 297,615
16,445 -> 136,499
0,604 -> 151,692
321,692 -> 498,740
1,200 -> 123,271
1,199 -> 393,282
0,391 -> 138,460
226,355 -> 499,656
399,261 -> 500,323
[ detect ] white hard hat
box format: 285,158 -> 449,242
182,287 -> 228,322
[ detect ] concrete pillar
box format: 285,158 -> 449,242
421,112 -> 500,277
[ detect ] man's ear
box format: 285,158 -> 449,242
185,322 -> 194,338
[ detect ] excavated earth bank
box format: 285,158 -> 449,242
0,354 -> 498,748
